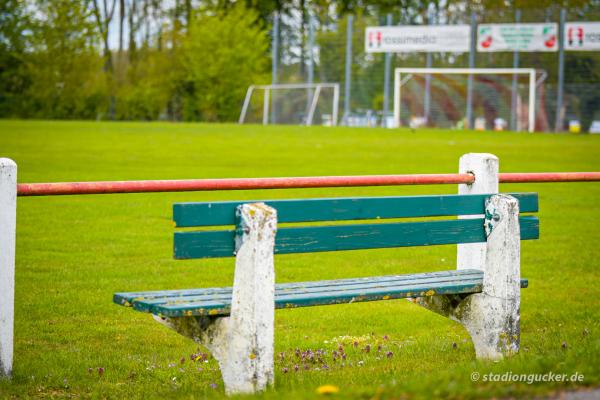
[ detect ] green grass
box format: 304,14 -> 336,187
0,119 -> 599,399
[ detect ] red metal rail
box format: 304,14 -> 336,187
15,172 -> 600,196
500,172 -> 600,183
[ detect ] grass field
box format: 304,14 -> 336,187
0,119 -> 599,399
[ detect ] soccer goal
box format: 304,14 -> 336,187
393,68 -> 540,132
239,83 -> 340,126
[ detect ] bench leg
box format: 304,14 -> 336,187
417,194 -> 521,360
155,203 -> 277,395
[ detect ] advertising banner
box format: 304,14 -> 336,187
565,22 -> 600,51
477,23 -> 558,52
365,25 -> 470,53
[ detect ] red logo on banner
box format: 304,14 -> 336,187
480,35 -> 493,48
568,26 -> 584,46
368,31 -> 382,48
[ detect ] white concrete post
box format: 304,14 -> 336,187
153,202 -> 277,395
460,194 -> 521,359
416,194 -> 521,360
222,202 -> 276,394
457,153 -> 499,271
0,158 -> 16,378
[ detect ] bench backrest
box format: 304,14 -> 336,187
173,193 -> 539,259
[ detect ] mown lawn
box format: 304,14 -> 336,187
0,119 -> 599,399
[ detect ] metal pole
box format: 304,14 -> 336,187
306,85 -> 322,126
393,70 -> 401,128
15,171 -> 600,197
466,11 -> 477,129
528,70 -> 536,132
239,86 -> 254,124
511,9 -> 521,132
382,13 -> 393,127
306,15 -> 315,122
271,12 -> 279,124
555,8 -> 566,132
424,7 -> 434,123
17,175 -> 477,196
263,89 -> 270,125
343,15 -> 353,125
332,84 -> 340,126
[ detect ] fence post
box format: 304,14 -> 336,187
306,14 -> 315,122
466,10 -> 477,129
263,89 -> 270,125
382,13 -> 393,127
424,6 -> 435,123
457,153 -> 499,271
555,8 -> 566,133
510,9 -> 521,132
0,158 -> 16,378
271,12 -> 279,124
343,14 -> 353,125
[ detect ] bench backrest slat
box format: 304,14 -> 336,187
174,216 -> 539,259
173,193 -> 538,227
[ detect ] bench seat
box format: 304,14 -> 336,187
114,269 -> 528,318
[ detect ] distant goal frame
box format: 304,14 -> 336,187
393,68 -> 537,132
239,83 -> 340,126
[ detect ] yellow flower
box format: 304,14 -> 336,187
316,384 -> 340,395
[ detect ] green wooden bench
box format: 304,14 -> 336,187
115,191 -> 538,394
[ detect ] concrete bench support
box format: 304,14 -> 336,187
155,203 -> 277,394
417,194 -> 521,359
417,153 -> 521,359
0,158 -> 16,378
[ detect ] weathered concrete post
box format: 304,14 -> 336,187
0,158 -> 16,378
416,194 -> 521,359
417,154 -> 521,359
457,154 -> 522,358
154,202 -> 277,395
223,202 -> 277,393
457,153 -> 499,270
472,194 -> 521,358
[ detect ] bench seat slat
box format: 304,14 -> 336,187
114,269 -> 483,306
114,269 -> 529,317
174,216 -> 539,259
173,193 -> 538,227
119,272 -> 486,312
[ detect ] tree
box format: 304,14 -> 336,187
24,0 -> 106,119
0,0 -> 31,116
91,0 -> 117,118
180,4 -> 270,121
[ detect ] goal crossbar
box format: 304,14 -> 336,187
393,68 -> 537,132
239,83 -> 340,126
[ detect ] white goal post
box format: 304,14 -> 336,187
393,68 -> 537,132
239,83 -> 340,126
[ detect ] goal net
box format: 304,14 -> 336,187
239,83 -> 340,126
393,68 -> 541,132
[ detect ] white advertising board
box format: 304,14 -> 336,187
565,22 -> 600,51
477,23 -> 558,52
365,25 -> 470,53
